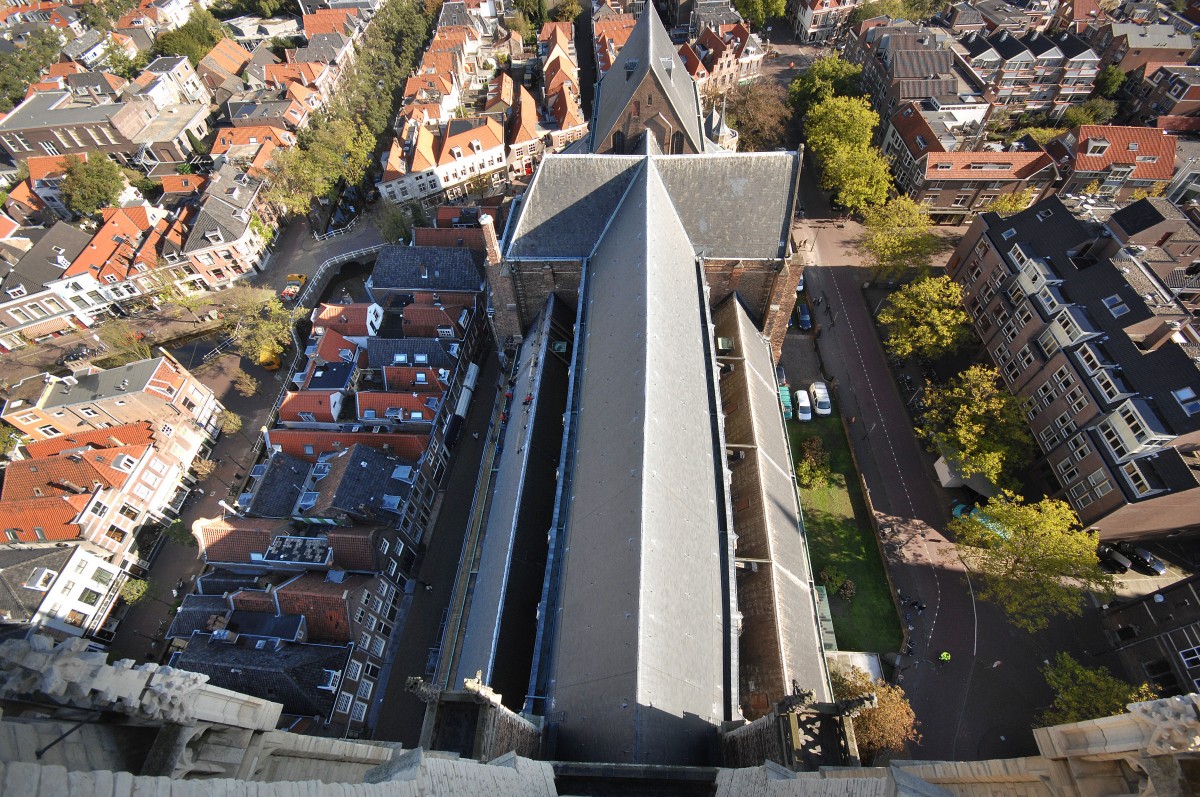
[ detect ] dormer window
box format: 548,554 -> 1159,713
450,146 -> 463,158
1127,142 -> 1138,151
1086,139 -> 1109,156
6,285 -> 26,298
205,230 -> 223,244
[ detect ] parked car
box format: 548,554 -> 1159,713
1097,542 -> 1133,574
794,388 -> 812,422
279,273 -> 307,301
1115,541 -> 1167,575
808,381 -> 831,416
951,501 -> 1008,538
796,273 -> 805,293
794,303 -> 812,331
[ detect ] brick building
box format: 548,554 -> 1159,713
1045,125 -> 1177,202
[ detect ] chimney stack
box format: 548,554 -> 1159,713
480,213 -> 502,267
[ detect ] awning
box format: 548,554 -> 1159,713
19,316 -> 75,338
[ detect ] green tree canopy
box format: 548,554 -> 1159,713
721,79 -> 790,152
878,275 -> 972,360
0,28 -> 61,112
153,7 -> 226,65
822,144 -> 893,214
806,95 -> 878,155
733,0 -> 785,26
62,153 -> 124,217
120,578 -> 153,605
830,665 -> 920,760
104,42 -> 150,80
950,493 -> 1115,633
1094,65 -> 1126,98
984,188 -> 1038,217
554,0 -> 582,20
1009,127 -> 1065,146
230,296 -> 303,364
1060,98 -> 1117,128
217,410 -> 243,435
920,364 -> 1033,487
96,319 -> 153,366
861,196 -> 939,280
788,53 -> 862,115
1040,653 -> 1157,726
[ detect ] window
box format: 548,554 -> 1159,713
74,560 -> 88,574
370,636 -> 385,656
65,610 -> 88,628
346,660 -> 363,681
1102,295 -> 1129,318
78,588 -> 101,606
119,504 -> 139,520
105,526 -> 127,544
37,425 -> 61,437
1173,387 -> 1200,416
1066,386 -> 1088,414
1057,458 -> 1079,483
335,692 -> 353,714
1068,435 -> 1090,462
351,701 -> 368,722
1121,462 -> 1153,496
356,680 -> 373,700
1180,646 -> 1200,669
92,567 -> 113,585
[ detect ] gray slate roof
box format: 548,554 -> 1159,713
306,443 -> 411,521
366,337 -> 459,370
369,245 -> 484,294
174,634 -> 351,719
42,357 -> 163,408
1109,197 -> 1186,237
547,157 -> 728,766
589,10 -> 708,156
182,164 -> 260,254
0,546 -> 73,635
291,33 -> 350,64
61,30 -> 104,61
166,593 -> 231,639
0,91 -> 125,132
506,152 -> 800,261
196,569 -> 263,596
245,449 -> 310,518
0,222 -> 90,296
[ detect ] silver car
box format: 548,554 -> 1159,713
808,381 -> 832,416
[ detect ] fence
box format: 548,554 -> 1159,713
312,214 -> 362,242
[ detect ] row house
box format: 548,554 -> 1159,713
942,2 -> 986,33
1,355 -> 223,462
0,91 -> 209,168
301,9 -> 366,38
184,515 -> 405,736
260,61 -> 336,111
952,29 -> 1099,118
882,101 -> 1055,223
1124,64 -> 1200,123
64,71 -> 128,104
286,31 -> 356,89
0,542 -> 127,646
125,56 -> 211,108
61,30 -> 117,70
1083,21 -> 1197,73
1100,575 -> 1200,697
376,116 -> 506,206
1045,124 -> 1176,202
594,13 -> 639,75
1048,0 -> 1107,35
16,153 -> 143,223
210,124 -> 297,176
428,25 -> 486,95
403,58 -> 462,122
197,38 -> 253,106
680,22 -> 764,94
788,0 -> 863,43
227,87 -> 315,131
975,0 -> 1051,33
163,164 -> 269,289
846,22 -> 966,121
537,25 -> 587,154
0,421 -> 202,570
946,195 -> 1200,539
0,223 -> 92,351
1107,197 -> 1200,312
506,84 -> 547,177
3,180 -> 52,226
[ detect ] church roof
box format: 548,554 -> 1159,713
589,10 -> 708,156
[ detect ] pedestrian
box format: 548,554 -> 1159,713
917,603 -> 926,615
471,431 -> 480,440
425,583 -> 434,592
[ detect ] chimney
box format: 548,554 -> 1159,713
480,213 -> 501,266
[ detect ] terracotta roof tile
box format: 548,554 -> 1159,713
355,391 -> 441,421
1069,125 -> 1176,181
326,529 -> 379,571
211,126 -> 296,155
923,150 -> 1055,180
159,173 -> 209,196
26,153 -> 79,182
46,61 -> 85,78
193,516 -> 289,562
382,366 -> 445,392
0,497 -> 83,542
201,38 -> 252,78
311,303 -> 373,336
411,227 -> 486,250
301,9 -> 359,36
278,390 -> 340,422
315,328 -> 356,363
24,421 -> 155,458
276,571 -> 371,642
7,181 -> 46,212
229,589 -> 276,613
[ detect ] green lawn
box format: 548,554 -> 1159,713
787,414 -> 902,654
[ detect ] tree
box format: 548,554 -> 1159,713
733,0 -> 785,26
951,493 -> 1116,633
849,0 -> 909,24
234,372 -> 259,397
554,0 -> 582,20
120,578 -> 153,605
263,116 -> 375,215
192,458 -> 218,480
984,188 -> 1037,217
721,80 -> 790,152
1130,182 -> 1167,201
103,42 -> 149,80
920,365 -> 1033,487
162,518 -> 197,547
377,203 -> 414,243
230,296 -> 301,365
877,276 -> 971,360
0,28 -> 62,112
217,410 -> 243,435
830,665 -> 920,760
97,319 -> 153,365
861,197 -> 938,280
788,54 -> 862,115
1040,653 -> 1157,726
1094,65 -> 1125,98
795,436 -> 832,487
806,95 -> 878,155
61,153 -> 124,217
153,7 -> 226,65
822,145 -> 892,214
507,10 -> 535,42
1009,127 -> 1065,146
1060,98 -> 1117,128
0,424 -> 22,458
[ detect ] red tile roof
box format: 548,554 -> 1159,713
64,206 -> 158,283
923,150 -> 1056,180
355,391 -> 441,421
266,429 -> 430,463
382,366 -> 445,392
46,61 -> 85,78
411,227 -> 487,250
276,571 -> 372,643
0,449 -> 140,501
24,422 -> 155,458
889,102 -> 946,157
0,496 -> 84,542
278,390 -> 340,423
301,8 -> 359,36
399,303 -> 467,338
1068,125 -> 1176,181
192,517 -> 289,562
159,173 -> 209,196
201,38 -> 252,78
0,211 -> 17,240
315,328 -> 356,363
310,303 -> 374,336
326,528 -> 379,571
27,153 -> 79,182
210,125 -> 296,155
539,21 -> 575,43
1155,115 -> 1200,132
7,181 -> 46,213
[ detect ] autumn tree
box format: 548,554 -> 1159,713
507,10 -> 535,41
788,54 -> 862,116
795,436 -> 832,487
229,296 -> 302,365
877,276 -> 971,360
96,319 -> 153,365
830,665 -> 920,760
217,410 -> 243,435
377,203 -> 414,243
1094,65 -> 1126,98
153,7 -> 226,65
234,372 -> 259,397
263,116 -> 374,215
554,0 -> 582,20
62,154 -> 124,217
721,80 -> 790,152
103,42 -> 150,80
1040,653 -> 1157,726
120,578 -> 153,605
192,458 -> 218,480
984,188 -> 1038,217
1060,98 -> 1117,128
950,493 -> 1115,633
919,364 -> 1033,486
733,0 -> 785,26
861,197 -> 939,280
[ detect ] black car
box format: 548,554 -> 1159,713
793,303 -> 813,331
1096,542 -> 1131,574
1115,541 -> 1167,575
